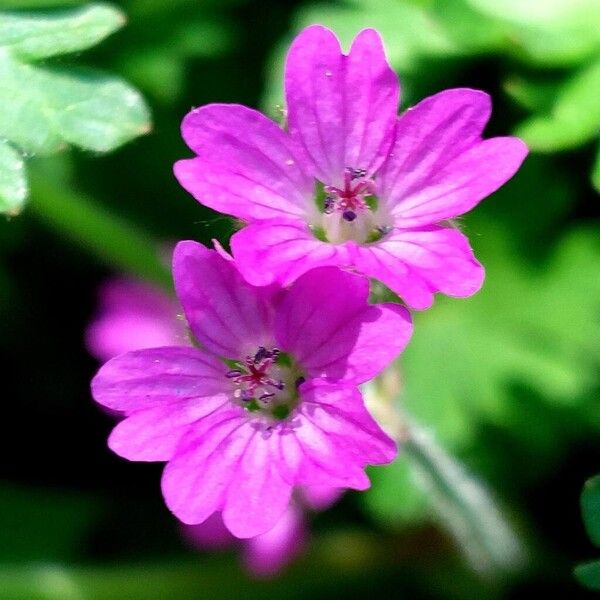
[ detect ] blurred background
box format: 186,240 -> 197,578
1,0 -> 600,598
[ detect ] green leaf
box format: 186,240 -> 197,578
466,0 -> 600,66
582,475 -> 600,547
0,4 -> 124,60
363,457 -> 429,528
592,143 -> 600,193
0,4 -> 151,214
515,59 -> 600,151
503,76 -> 561,113
0,484 -> 102,563
28,156 -> 171,289
576,475 -> 600,589
0,140 -> 27,215
400,225 -> 600,449
117,18 -> 234,104
575,560 -> 600,590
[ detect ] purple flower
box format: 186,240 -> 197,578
86,277 -> 189,363
91,241 -> 411,538
174,26 -> 528,310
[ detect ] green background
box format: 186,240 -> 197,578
1,0 -> 599,597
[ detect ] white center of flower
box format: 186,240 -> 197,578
225,347 -> 303,420
316,168 -> 391,244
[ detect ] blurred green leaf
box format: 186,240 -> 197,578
400,225 -> 600,449
0,3 -> 151,214
0,140 -> 27,215
582,475 -> 600,547
515,59 -> 600,151
503,76 -> 561,113
364,456 -> 428,528
117,18 -> 235,104
575,560 -> 600,590
466,0 -> 600,66
592,144 -> 600,192
0,3 -> 123,60
576,475 -> 600,589
0,484 -> 102,563
28,157 -> 171,288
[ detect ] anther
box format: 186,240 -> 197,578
226,369 -> 242,378
349,168 -> 366,180
343,210 -> 357,222
324,196 -> 335,214
254,346 -> 269,363
295,376 -> 306,388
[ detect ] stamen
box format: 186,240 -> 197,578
342,210 -> 357,222
226,369 -> 242,378
348,167 -> 366,180
295,376 -> 306,388
253,346 -> 269,363
324,196 -> 335,214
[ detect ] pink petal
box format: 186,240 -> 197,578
378,88 -> 527,224
243,504 -> 306,577
108,400 -> 224,462
353,226 -> 485,310
91,346 -> 229,413
86,278 -> 186,363
222,428 -> 293,538
173,241 -> 275,358
161,407 -> 252,526
274,266 -> 412,383
174,104 -> 312,221
182,513 -> 236,551
230,219 -> 352,287
279,383 -> 396,489
285,26 -> 399,186
301,485 -> 343,510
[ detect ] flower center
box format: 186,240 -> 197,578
225,347 -> 303,420
313,168 -> 391,245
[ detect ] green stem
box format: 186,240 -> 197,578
402,421 -> 525,576
365,374 -> 525,577
27,166 -> 172,290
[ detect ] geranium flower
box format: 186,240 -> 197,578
174,26 -> 527,309
87,272 -> 343,573
91,241 -> 411,537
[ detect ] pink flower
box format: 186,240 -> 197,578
91,241 -> 411,537
174,26 -> 528,310
86,277 -> 188,362
87,273 -> 338,574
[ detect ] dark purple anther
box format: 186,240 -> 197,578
350,168 -> 366,180
260,392 -> 274,402
295,376 -> 306,388
376,224 -> 391,235
275,380 -> 285,390
343,210 -> 357,222
254,346 -> 269,363
324,196 -> 335,214
226,369 -> 242,378
241,389 -> 254,401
